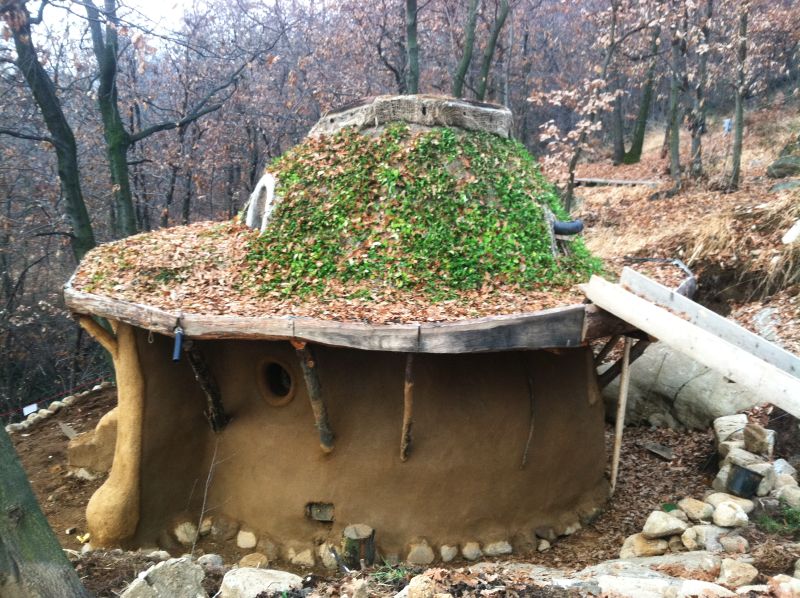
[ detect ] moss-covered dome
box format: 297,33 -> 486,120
71,97 -> 601,324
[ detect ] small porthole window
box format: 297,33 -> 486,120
257,359 -> 295,406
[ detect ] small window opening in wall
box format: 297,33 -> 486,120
306,502 -> 334,523
257,359 -> 295,406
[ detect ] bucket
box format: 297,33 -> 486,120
726,464 -> 763,498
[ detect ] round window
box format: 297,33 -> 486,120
257,359 -> 295,406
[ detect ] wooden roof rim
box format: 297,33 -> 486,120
64,278 -> 628,353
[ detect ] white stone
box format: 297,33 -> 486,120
174,521 -> 198,546
705,493 -> 755,514
406,540 -> 435,565
147,550 -> 172,562
642,511 -> 689,538
461,542 -> 482,561
776,474 -> 799,491
735,585 -> 770,595
689,525 -> 728,552
770,574 -> 800,598
746,462 -> 776,496
725,448 -> 766,468
719,535 -> 749,554
72,468 -> 100,481
678,497 -> 714,522
718,440 -> 745,459
81,543 -> 93,555
198,516 -> 213,536
562,521 -> 581,536
483,540 -> 512,556
236,529 -> 257,550
743,423 -> 776,458
714,415 -> 748,444
62,395 -> 77,405
288,548 -> 314,567
318,543 -> 338,570
219,568 -> 302,598
92,384 -> 103,392
197,553 -> 224,570
120,557 -> 206,598
778,485 -> 800,509
537,539 -> 551,552
439,545 -> 458,563
407,575 -> 435,598
718,558 -> 758,588
37,408 -> 50,418
343,523 -> 374,539
713,464 -> 733,492
681,528 -> 699,551
619,533 -> 669,559
713,502 -> 749,528
239,553 -> 269,569
775,459 -> 798,479
48,401 -> 64,413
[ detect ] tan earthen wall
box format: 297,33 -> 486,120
132,332 -> 607,555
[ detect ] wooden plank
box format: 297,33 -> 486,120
574,177 -> 660,188
582,276 -> 800,418
583,303 -> 637,340
293,319 -> 420,352
620,267 -> 800,379
184,315 -> 293,340
65,286 -> 177,336
418,305 -> 585,353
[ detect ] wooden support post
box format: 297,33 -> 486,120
400,354 -> 415,462
185,343 -> 229,433
597,338 -> 650,389
292,341 -> 334,453
520,371 -> 535,469
610,336 -> 632,495
594,334 -> 621,366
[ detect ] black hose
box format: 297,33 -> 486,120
553,219 -> 584,236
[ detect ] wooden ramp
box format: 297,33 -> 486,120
581,267 -> 800,419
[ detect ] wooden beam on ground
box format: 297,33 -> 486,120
620,267 -> 800,378
185,344 -> 229,433
610,337 -> 632,495
292,342 -> 335,453
582,275 -> 800,418
594,335 -> 621,366
400,354 -> 415,462
597,338 -> 651,389
574,177 -> 660,188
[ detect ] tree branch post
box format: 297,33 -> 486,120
400,353 -> 415,461
292,341 -> 335,453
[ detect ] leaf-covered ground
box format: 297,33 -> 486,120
72,125 -> 601,324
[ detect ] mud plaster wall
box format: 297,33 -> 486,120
132,333 -> 608,555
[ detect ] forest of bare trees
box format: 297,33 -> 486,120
1,0 -> 798,421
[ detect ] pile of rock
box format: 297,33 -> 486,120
712,414 -> 800,508
4,381 -> 114,434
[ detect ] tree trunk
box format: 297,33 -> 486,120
0,427 -> 91,598
475,0 -> 510,101
451,0 -> 479,98
667,19 -> 683,192
729,3 -> 748,190
1,1 -> 96,262
623,24 -> 660,164
611,79 -> 626,165
405,0 -> 419,94
690,0 -> 713,177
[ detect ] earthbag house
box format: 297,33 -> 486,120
65,95 -> 624,565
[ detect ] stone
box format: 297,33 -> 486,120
705,493 -> 755,514
767,155 -> 800,178
406,540 -> 435,565
239,552 -> 269,569
611,551 -> 723,578
775,459 -> 798,478
713,464 -> 733,493
619,533 -> 669,559
668,535 -> 686,553
724,448 -> 766,469
736,585 -> 770,595
219,568 -> 302,598
753,496 -> 782,518
236,529 -> 257,550
770,574 -> 800,598
743,423 -> 776,458
67,408 -> 117,474
120,557 -> 206,598
777,485 -> 800,508
714,415 -> 749,444
483,540 -> 512,556
678,497 -> 714,522
601,347 -> 758,430
62,395 -> 77,405
746,462 -> 776,496
72,467 -> 101,481
198,516 -> 212,536
461,542 -> 482,561
318,543 -> 338,570
407,575 -> 435,598
288,548 -> 315,567
48,401 -> 64,412
669,509 -> 689,523
718,440 -> 745,459
713,502 -> 749,528
642,511 -> 689,538
537,539 -> 551,552
534,526 -> 557,542
210,514 -> 239,541
173,520 -> 198,546
351,579 -> 369,598
343,523 -> 374,540
37,408 -> 50,418
439,545 -> 458,563
719,535 -> 749,554
147,550 -> 172,562
561,521 -> 581,536
681,528 -> 699,551
717,558 -> 758,588
257,536 -> 280,562
795,558 -> 800,579
690,525 -> 728,552
197,553 -> 224,571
